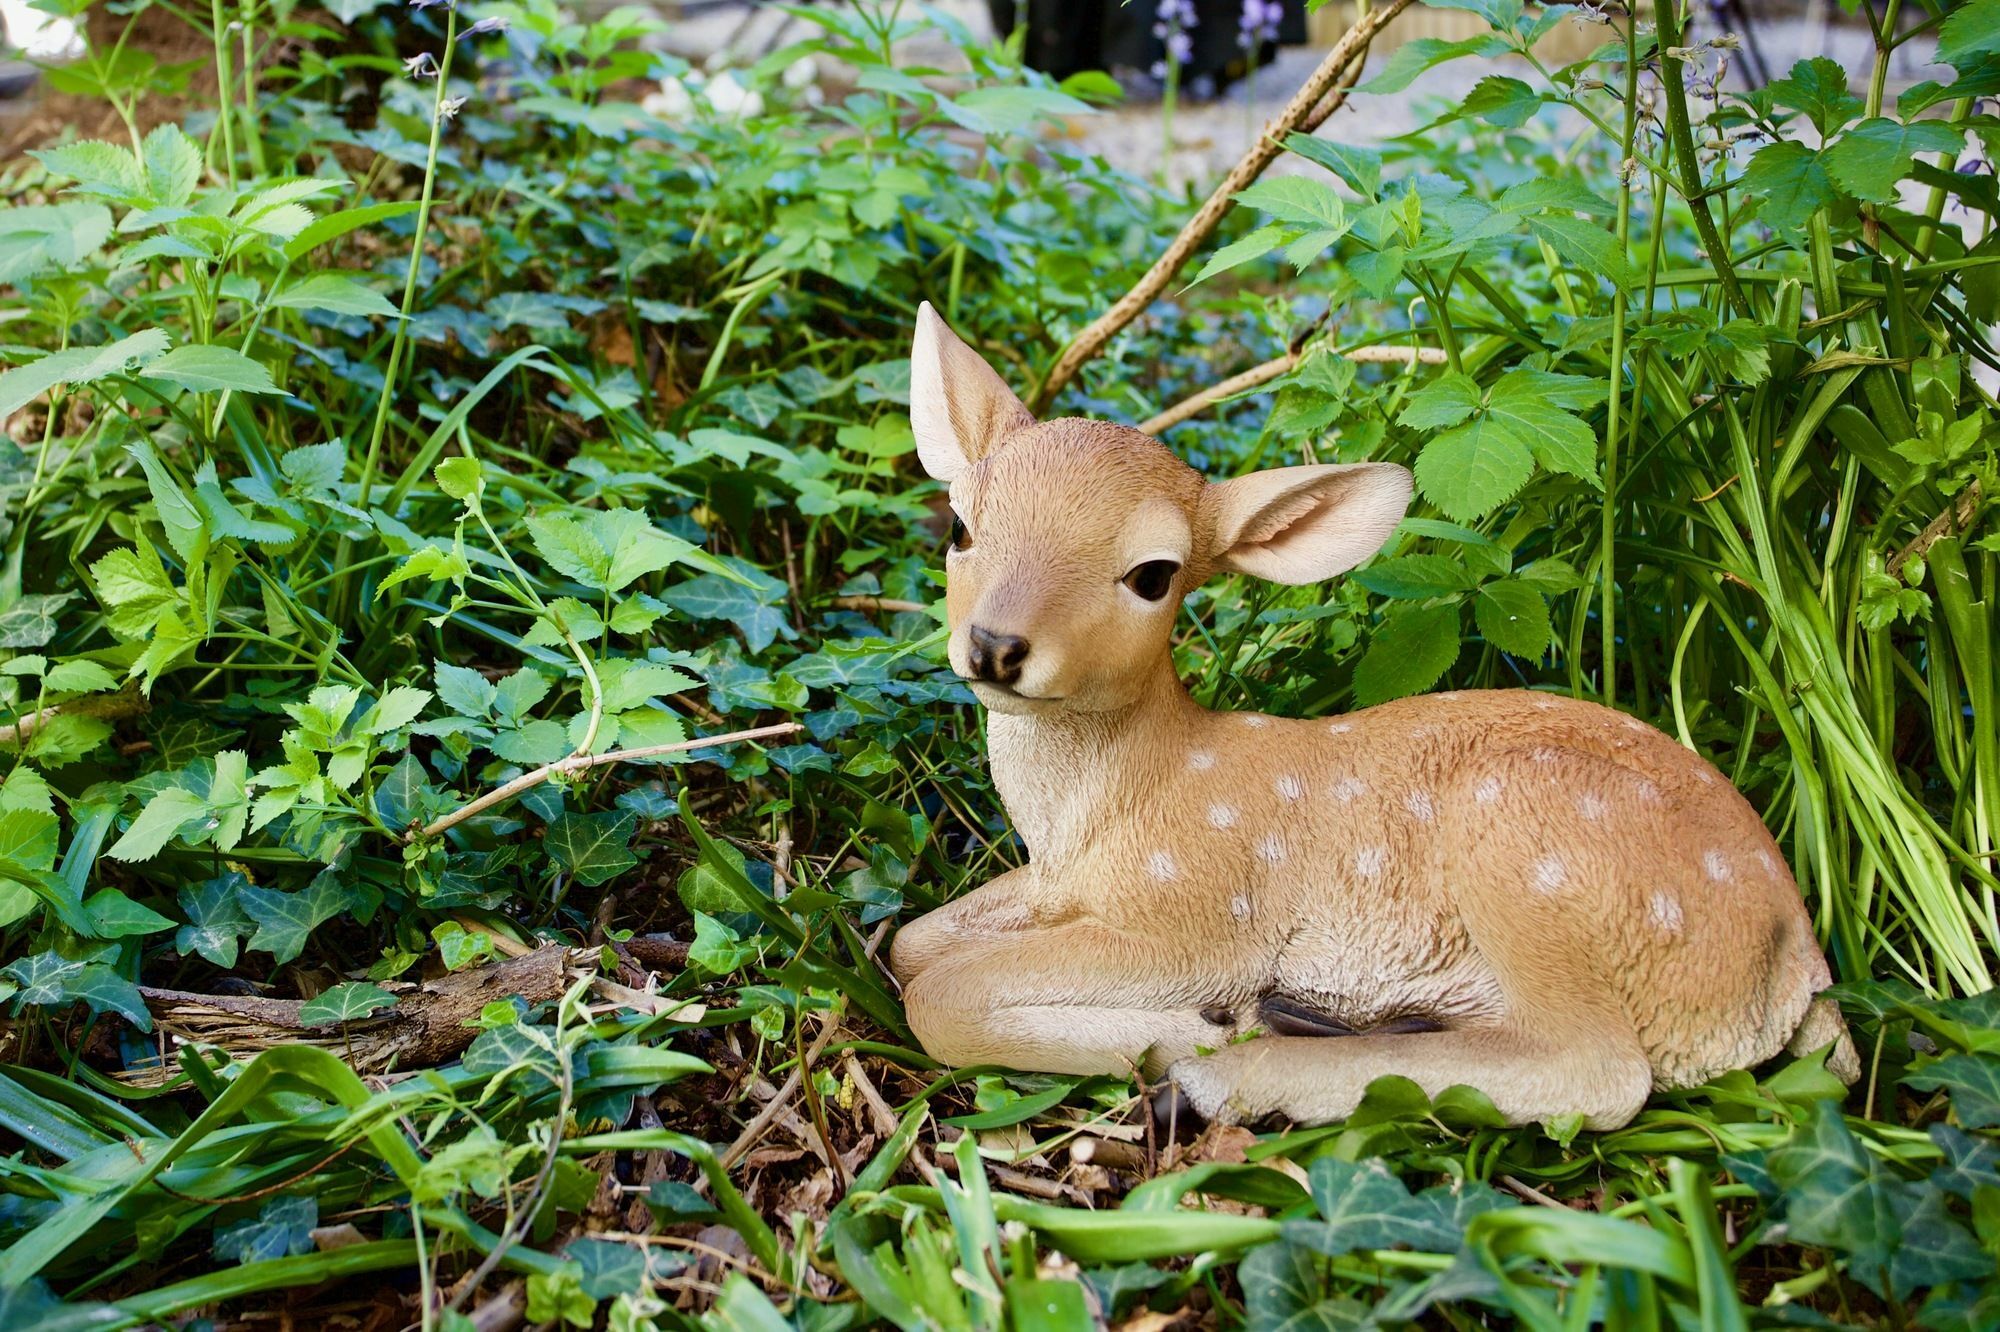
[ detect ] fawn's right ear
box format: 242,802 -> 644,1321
911,302 -> 1035,482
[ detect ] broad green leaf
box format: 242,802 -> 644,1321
0,330 -> 172,421
1413,420 -> 1535,522
1484,370 -> 1600,481
127,441 -> 209,564
1397,373 -> 1482,430
1233,177 -> 1346,230
271,274 -> 399,318
141,124 -> 202,208
1824,118 -> 1965,203
1768,57 -> 1862,136
213,1196 -> 318,1264
1937,0 -> 2000,71
1459,74 -> 1540,128
2,947 -> 150,1031
82,889 -> 174,938
105,786 -> 208,862
142,344 -> 280,396
1741,141 -> 1836,241
29,141 -> 142,200
1238,1240 -> 1369,1332
1353,604 -> 1462,706
1905,1053 -> 2000,1129
1351,555 -> 1472,600
436,456 -> 484,501
1359,35 -> 1497,94
240,873 -> 356,965
546,810 -> 639,887
1474,579 -> 1552,658
42,660 -> 118,694
299,981 -> 398,1026
0,202 -> 115,284
937,85 -> 1092,136
282,199 -> 419,261
1286,133 -> 1381,199
177,873 -> 253,967
660,573 -> 792,653
526,509 -> 691,594
1525,213 -> 1632,289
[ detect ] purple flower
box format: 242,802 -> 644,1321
463,13 -> 509,34
1238,0 -> 1282,47
402,51 -> 436,78
1157,0 -> 1198,29
408,0 -> 450,10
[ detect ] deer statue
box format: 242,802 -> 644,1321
888,304 -> 1859,1130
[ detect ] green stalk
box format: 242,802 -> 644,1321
209,0 -> 239,188
1600,10 -> 1641,708
1653,0 -> 1746,316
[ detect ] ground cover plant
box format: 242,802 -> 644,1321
0,0 -> 1996,1325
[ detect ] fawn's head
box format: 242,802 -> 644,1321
913,304 -> 1413,714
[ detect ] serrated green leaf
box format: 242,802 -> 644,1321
281,199 -> 419,262
1824,118 -> 1965,203
1397,373 -> 1482,431
106,787 -> 208,862
1769,57 -> 1863,137
1350,555 -> 1472,600
271,274 -> 399,318
142,344 -> 280,396
1353,605 -> 1462,706
1937,0 -> 2000,71
1189,225 -> 1292,286
1413,420 -> 1535,522
141,124 -> 203,208
1475,579 -> 1552,657
0,330 -> 172,421
29,141 -> 143,200
1741,141 -> 1836,242
1232,177 -> 1346,230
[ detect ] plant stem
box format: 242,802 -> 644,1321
1653,0 -> 1746,317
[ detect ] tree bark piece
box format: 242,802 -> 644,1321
130,945 -> 571,1084
1031,0 -> 1415,411
1138,345 -> 1446,436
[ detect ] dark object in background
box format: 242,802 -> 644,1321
989,0 -> 1307,98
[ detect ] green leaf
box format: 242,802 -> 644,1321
1937,0 -> 2000,71
1232,177 -> 1346,230
1484,370 -> 1600,481
1,947 -> 150,1031
1285,133 -> 1381,199
1905,1053 -> 2000,1129
29,141 -> 143,200
1741,141 -> 1836,242
271,274 -> 400,318
213,1196 -> 317,1265
1413,419 -> 1535,522
105,787 -> 208,862
1353,605 -> 1462,706
1768,57 -> 1863,136
526,509 -> 692,594
240,873 -> 357,965
689,911 -> 759,973
1824,118 -> 1965,203
1524,214 -> 1632,289
1474,579 -> 1552,658
299,981 -> 398,1026
1359,35 -> 1497,94
1351,555 -> 1472,600
0,202 -> 115,285
1239,1241 -> 1368,1332
140,124 -> 203,208
82,889 -> 174,938
546,810 -> 639,887
178,873 -> 253,967
1459,74 -> 1540,128
660,573 -> 793,653
142,344 -> 280,396
282,199 -> 419,261
1189,225 -> 1292,285
1397,373 -> 1482,430
127,440 -> 209,564
0,330 -> 172,421
436,456 -> 484,501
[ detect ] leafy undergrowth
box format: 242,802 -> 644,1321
2,0 -> 1998,1326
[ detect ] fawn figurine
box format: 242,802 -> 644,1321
889,304 -> 1858,1129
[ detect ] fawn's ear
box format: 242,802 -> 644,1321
911,301 -> 1035,482
1205,463 -> 1413,583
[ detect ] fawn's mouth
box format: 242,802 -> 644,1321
967,679 -> 1064,710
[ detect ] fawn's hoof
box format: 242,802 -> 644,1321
1149,1082 -> 1206,1142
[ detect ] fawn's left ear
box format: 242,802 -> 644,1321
910,302 -> 1036,482
1205,463 -> 1413,583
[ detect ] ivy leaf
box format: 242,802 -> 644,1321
661,574 -> 794,654
83,889 -> 175,938
240,873 -> 357,965
177,874 -> 253,967
689,911 -> 759,973
142,345 -> 280,396
546,810 -> 638,887
1741,142 -> 1836,242
1353,605 -> 1462,707
1,947 -> 150,1031
1824,118 -> 1965,203
213,1196 -> 317,1265
1474,579 -> 1552,658
299,981 -> 398,1026
0,1278 -> 126,1331
1904,1053 -> 2000,1129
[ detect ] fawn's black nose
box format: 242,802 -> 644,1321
966,625 -> 1030,686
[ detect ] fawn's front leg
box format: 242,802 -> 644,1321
888,866 -> 1040,986
902,920 -> 1249,1077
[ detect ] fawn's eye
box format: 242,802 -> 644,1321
1123,559 -> 1180,602
948,512 -> 971,552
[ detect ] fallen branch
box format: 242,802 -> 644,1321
1888,480 -> 1983,578
411,721 -> 801,842
828,595 -> 929,615
1032,0 -> 1414,410
0,685 -> 147,747
1138,345 -> 1446,436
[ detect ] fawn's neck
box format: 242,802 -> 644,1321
983,654 -> 1199,872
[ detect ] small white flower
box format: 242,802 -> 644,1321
642,76 -> 696,120
782,55 -> 818,89
704,70 -> 765,119
437,94 -> 468,121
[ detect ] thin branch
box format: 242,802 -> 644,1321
1139,346 -> 1445,436
1888,480 -> 1983,578
1032,0 -> 1415,410
410,721 -> 801,842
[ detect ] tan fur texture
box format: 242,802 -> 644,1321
891,305 -> 1858,1130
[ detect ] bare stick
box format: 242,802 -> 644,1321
1031,0 -> 1415,411
1888,480 -> 1983,578
1138,345 -> 1445,436
410,721 -> 801,842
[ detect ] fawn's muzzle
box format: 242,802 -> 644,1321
966,625 -> 1030,686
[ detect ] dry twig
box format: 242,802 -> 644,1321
1138,345 -> 1446,436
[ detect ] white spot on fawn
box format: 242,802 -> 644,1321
1355,846 -> 1388,878
1148,851 -> 1178,882
1636,779 -> 1663,803
1409,725 -> 1438,741
1404,789 -> 1435,822
1531,855 -> 1567,893
1275,774 -> 1304,801
1474,777 -> 1504,805
1577,793 -> 1609,821
1532,747 -> 1562,763
1330,777 -> 1366,802
1622,715 -> 1647,732
1758,849 -> 1780,876
1704,850 -> 1731,883
1242,715 -> 1268,728
1695,768 -> 1718,785
1650,891 -> 1684,933
1188,751 -> 1215,771
1328,721 -> 1353,735
1255,835 -> 1285,865
1230,894 -> 1252,920
1439,691 -> 1463,702
1534,698 -> 1560,711
1208,803 -> 1238,830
